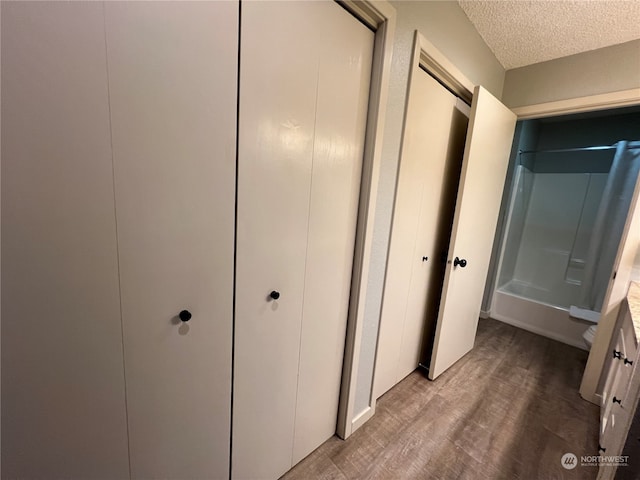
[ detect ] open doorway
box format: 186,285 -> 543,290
486,106 -> 640,350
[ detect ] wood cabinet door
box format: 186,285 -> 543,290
601,328 -> 624,443
104,2 -> 238,478
428,86 -> 517,380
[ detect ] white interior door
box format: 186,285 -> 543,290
373,71 -> 468,399
234,2 -> 373,478
104,3 -> 238,478
292,6 -> 372,465
234,4 -> 316,478
428,86 -> 517,380
1,3 -> 129,478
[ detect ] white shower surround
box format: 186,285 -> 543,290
492,163 -> 610,349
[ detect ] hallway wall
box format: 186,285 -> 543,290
502,39 -> 640,108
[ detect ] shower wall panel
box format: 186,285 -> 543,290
567,174 -> 608,284
511,172 -> 607,307
498,165 -> 533,288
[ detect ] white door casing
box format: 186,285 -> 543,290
104,2 -> 238,478
428,86 -> 517,380
234,2 -> 373,478
335,0 -> 396,439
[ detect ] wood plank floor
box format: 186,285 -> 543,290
281,318 -> 600,480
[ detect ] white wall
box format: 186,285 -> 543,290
502,39 -> 640,108
354,0 -> 505,415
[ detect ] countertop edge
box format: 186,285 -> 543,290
627,281 -> 640,343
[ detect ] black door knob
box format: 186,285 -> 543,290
453,257 -> 467,268
269,291 -> 280,300
613,396 -> 622,405
179,310 -> 192,322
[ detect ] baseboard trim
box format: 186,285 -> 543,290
342,403 -> 375,439
490,312 -> 588,351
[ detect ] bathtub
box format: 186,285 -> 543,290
490,281 -> 596,351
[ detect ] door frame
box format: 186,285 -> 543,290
335,0 -> 396,439
366,27 -> 640,432
360,29 -> 476,436
492,91 -> 640,405
511,88 -> 640,120
340,4 -> 639,434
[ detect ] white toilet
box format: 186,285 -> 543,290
583,325 -> 597,350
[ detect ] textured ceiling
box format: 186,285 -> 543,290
458,1 -> 640,69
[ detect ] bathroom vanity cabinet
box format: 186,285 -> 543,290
598,282 -> 640,480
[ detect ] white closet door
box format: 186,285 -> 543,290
235,3 -> 316,478
396,98 -> 468,383
293,5 -> 373,464
235,2 -> 373,478
429,86 -> 517,380
373,71 -> 467,399
1,3 -> 129,478
104,3 -> 237,478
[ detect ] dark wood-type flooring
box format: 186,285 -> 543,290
281,318 -> 599,480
